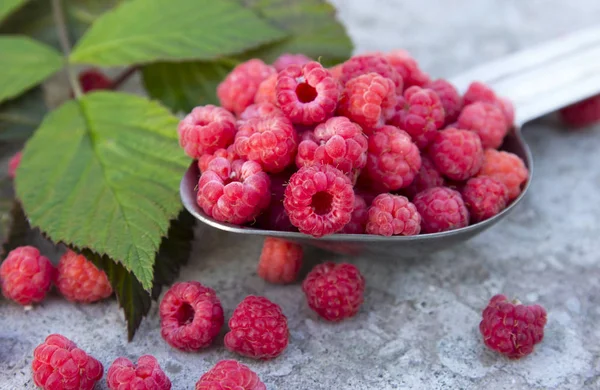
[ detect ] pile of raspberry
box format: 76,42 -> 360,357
179,52 -> 529,237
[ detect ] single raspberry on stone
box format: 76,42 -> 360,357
413,187 -> 469,233
389,86 -> 445,149
56,249 -> 112,303
273,53 -> 312,72
428,128 -> 484,181
463,81 -> 514,125
462,176 -> 509,223
339,194 -> 369,234
225,295 -> 289,360
8,151 -> 22,179
78,69 -> 112,93
559,93 -> 600,128
0,246 -> 55,305
302,262 -> 365,321
257,238 -> 303,284
477,149 -> 528,200
178,105 -> 237,159
217,59 -> 275,116
234,115 -> 298,173
32,334 -> 103,390
339,54 -> 403,94
480,294 -> 547,359
284,164 -> 355,237
195,360 -> 266,390
384,49 -> 430,88
403,155 -> 445,199
458,102 -> 508,149
197,145 -> 238,173
276,61 -> 339,125
426,79 -> 463,125
239,102 -> 283,121
107,355 -> 171,390
365,194 -> 421,236
254,74 -> 278,106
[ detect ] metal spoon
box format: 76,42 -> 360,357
180,26 -> 600,257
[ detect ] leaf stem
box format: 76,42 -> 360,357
51,0 -> 83,99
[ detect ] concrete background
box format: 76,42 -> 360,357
2,1 -> 600,389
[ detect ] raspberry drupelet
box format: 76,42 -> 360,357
254,73 -> 278,105
558,93 -> 600,128
56,249 -> 113,303
426,79 -> 463,125
477,149 -> 528,200
428,128 -> 484,181
384,49 -> 430,88
177,105 -> 237,159
107,355 -> 171,390
463,81 -> 515,125
273,53 -> 312,72
8,151 -> 22,179
0,246 -> 55,305
462,176 -> 509,223
339,193 -> 369,234
257,238 -> 303,284
239,102 -> 283,121
197,145 -> 238,173
338,54 -> 403,94
413,187 -> 469,233
403,155 -> 445,199
365,193 -> 421,236
458,102 -> 508,149
195,360 -> 266,390
217,59 -> 275,116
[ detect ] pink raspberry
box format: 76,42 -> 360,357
296,116 -> 368,183
462,176 -> 509,223
257,238 -> 303,284
365,194 -> 421,236
413,187 -> 469,233
239,102 -> 283,121
428,128 -> 484,181
8,151 -> 22,179
234,115 -> 298,173
329,64 -> 343,81
276,61 -> 339,125
273,53 -> 312,72
458,102 -> 508,149
107,355 -> 171,390
254,170 -> 296,232
559,93 -> 600,128
225,295 -> 289,360
403,155 -> 445,199
177,105 -> 237,159
254,73 -> 278,106
79,68 -> 112,93
217,59 -> 275,116
426,79 -> 463,125
463,81 -> 514,125
195,360 -> 266,390
197,158 -> 270,224
384,50 -> 430,88
339,54 -> 403,94
56,249 -> 113,303
302,262 -> 365,321
339,194 -> 369,234
159,281 -> 224,351
32,334 -> 103,390
0,246 -> 55,305
284,164 -> 354,237
197,145 -> 238,173
477,149 -> 528,200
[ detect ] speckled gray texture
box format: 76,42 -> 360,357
2,1 -> 600,389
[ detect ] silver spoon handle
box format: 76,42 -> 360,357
449,26 -> 600,127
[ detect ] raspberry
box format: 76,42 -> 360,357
403,155 -> 445,199
462,176 -> 509,223
339,54 -> 403,93
284,164 -> 354,237
559,93 -> 600,128
302,262 -> 365,321
362,125 -> 421,191
276,61 -> 339,125
426,79 -> 463,125
225,295 -> 289,360
195,360 -> 266,390
56,249 -> 113,303
463,82 -> 514,125
296,116 -> 368,183
197,145 -> 238,173
107,355 -> 171,390
178,105 -> 237,159
254,170 -> 296,232
339,194 -> 369,234
337,73 -> 397,131
8,151 -> 22,179
390,86 -> 445,149
217,59 -> 275,116
498,97 -> 515,126
257,238 -> 303,284
254,74 -> 278,106
413,187 -> 469,233
234,115 -> 298,173
458,102 -> 508,149
32,334 -> 103,390
384,50 -> 430,88
79,69 -> 112,93
0,246 -> 55,305
365,194 -> 421,236
477,149 -> 528,200
479,294 -> 547,359
239,102 -> 283,121
428,128 -> 484,181
159,281 -> 224,351
329,64 -> 343,81
273,53 -> 312,72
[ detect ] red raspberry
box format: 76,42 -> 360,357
296,116 -> 368,183
159,281 -> 224,351
197,145 -> 238,173
463,82 -> 514,126
276,61 -> 339,125
217,59 -> 275,116
273,53 -> 312,72
390,86 -> 445,149
195,360 -> 266,390
462,176 -> 509,223
302,262 -> 365,321
257,238 -> 303,284
329,64 -> 343,81
234,115 -> 298,173
0,246 -> 55,305
426,79 -> 463,125
413,187 -> 469,233
339,54 -> 403,93
362,125 -> 421,192
458,102 -> 508,149
8,151 -> 22,179
559,93 -> 600,128
79,69 -> 112,93
403,155 -> 445,199
254,170 -> 296,232
56,249 -> 112,303
32,334 -> 103,390
428,128 -> 484,181
477,149 -> 528,201
384,50 -> 430,88
498,97 -> 515,126
479,294 -> 547,359
337,73 -> 397,131
365,194 -> 421,236
178,105 -> 237,159
225,295 -> 289,360
107,355 -> 171,390
197,158 -> 270,224
239,102 -> 283,121
339,194 -> 369,234
284,164 -> 354,237
254,74 -> 278,106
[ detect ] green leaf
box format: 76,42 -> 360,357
15,91 -> 190,289
0,37 -> 64,104
0,87 -> 47,141
70,0 -> 287,66
0,0 -> 27,23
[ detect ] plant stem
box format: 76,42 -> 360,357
51,0 -> 83,99
111,67 -> 139,91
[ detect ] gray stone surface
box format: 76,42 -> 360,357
2,1 -> 600,389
